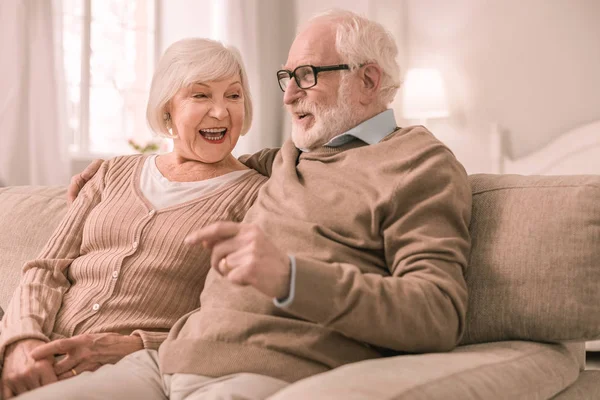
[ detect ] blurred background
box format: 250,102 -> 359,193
0,0 -> 598,186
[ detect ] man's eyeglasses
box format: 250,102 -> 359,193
277,64 -> 350,92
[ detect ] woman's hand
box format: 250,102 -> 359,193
1,339 -> 57,399
29,333 -> 143,380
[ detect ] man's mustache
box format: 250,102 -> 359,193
287,99 -> 319,115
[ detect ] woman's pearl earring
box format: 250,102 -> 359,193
164,113 -> 177,138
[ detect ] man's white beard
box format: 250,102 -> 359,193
290,79 -> 360,150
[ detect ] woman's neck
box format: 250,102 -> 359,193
155,153 -> 248,182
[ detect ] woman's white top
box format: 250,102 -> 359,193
140,155 -> 252,210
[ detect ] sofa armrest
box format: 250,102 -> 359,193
267,341 -> 580,400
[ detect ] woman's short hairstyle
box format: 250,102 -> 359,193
147,38 -> 253,137
307,10 -> 401,107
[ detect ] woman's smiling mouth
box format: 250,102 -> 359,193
199,128 -> 227,142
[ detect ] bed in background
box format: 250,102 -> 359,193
490,120 -> 600,175
490,119 -> 600,352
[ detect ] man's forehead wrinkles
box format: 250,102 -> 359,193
286,51 -> 321,70
286,54 -> 342,71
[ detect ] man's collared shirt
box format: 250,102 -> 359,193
299,108 -> 398,152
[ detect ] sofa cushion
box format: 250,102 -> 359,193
0,186 -> 67,311
552,370 -> 600,399
462,174 -> 600,345
267,341 -> 580,400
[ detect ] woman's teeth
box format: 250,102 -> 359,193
199,128 -> 226,141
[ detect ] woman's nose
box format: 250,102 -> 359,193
208,100 -> 228,120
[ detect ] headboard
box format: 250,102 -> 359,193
490,120 -> 600,175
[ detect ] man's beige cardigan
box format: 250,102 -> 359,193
160,127 -> 472,383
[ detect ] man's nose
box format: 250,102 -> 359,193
208,100 -> 228,120
283,79 -> 303,105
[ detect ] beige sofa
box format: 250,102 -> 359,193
1,174 -> 599,399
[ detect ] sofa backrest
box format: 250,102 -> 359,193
0,176 -> 598,348
0,186 -> 67,311
462,174 -> 600,345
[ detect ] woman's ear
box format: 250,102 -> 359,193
163,103 -> 176,137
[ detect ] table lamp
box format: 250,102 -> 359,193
401,68 -> 449,125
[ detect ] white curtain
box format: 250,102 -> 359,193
0,0 -> 68,186
211,0 -> 296,156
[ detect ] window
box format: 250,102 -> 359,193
61,0 -> 157,157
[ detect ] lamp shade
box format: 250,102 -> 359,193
401,68 -> 449,120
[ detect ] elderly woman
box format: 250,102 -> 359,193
0,38 -> 266,398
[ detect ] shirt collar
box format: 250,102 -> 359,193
299,109 -> 397,152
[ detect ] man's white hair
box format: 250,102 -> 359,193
146,38 -> 253,137
306,9 -> 401,106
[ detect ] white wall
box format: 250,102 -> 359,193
406,0 -> 600,173
158,0 -> 213,53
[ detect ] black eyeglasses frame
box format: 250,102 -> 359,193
276,64 -> 350,92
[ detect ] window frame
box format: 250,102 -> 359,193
67,0 -> 160,159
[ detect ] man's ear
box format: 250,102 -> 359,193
358,63 -> 383,104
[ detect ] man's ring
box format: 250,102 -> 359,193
71,368 -> 78,376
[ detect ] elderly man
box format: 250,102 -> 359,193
15,9 -> 471,400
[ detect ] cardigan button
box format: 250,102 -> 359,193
92,303 -> 100,311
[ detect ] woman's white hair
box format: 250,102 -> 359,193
306,10 -> 401,106
147,38 -> 253,137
